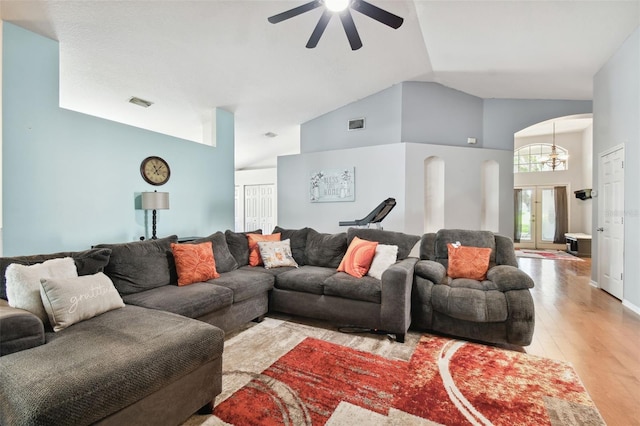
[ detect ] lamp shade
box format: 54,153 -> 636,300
141,191 -> 169,210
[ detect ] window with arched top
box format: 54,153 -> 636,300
514,144 -> 568,173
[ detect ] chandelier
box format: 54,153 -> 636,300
540,122 -> 567,171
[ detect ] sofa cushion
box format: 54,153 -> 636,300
225,229 -> 262,267
0,305 -> 223,426
305,229 -> 347,268
171,242 -> 220,286
431,284 -> 508,323
188,232 -> 239,273
274,266 -> 337,295
0,301 -> 45,356
39,272 -> 125,332
337,237 -> 378,278
323,273 -> 382,304
122,283 -> 233,319
209,269 -> 274,303
5,258 -> 78,324
347,228 -> 420,260
272,226 -> 310,266
0,247 -> 112,301
95,235 -> 178,295
247,233 -> 281,267
258,240 -> 299,269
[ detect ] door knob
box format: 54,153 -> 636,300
596,227 -> 604,232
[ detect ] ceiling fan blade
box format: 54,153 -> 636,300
268,0 -> 322,24
351,0 -> 404,29
340,9 -> 363,50
306,10 -> 333,48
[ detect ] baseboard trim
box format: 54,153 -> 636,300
622,299 -> 640,317
589,280 -> 599,288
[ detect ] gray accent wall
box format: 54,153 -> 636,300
482,99 -> 593,150
300,85 -> 402,153
401,82 -> 484,146
593,27 -> 640,310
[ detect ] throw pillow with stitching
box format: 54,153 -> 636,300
447,242 -> 492,280
247,233 -> 281,267
171,242 -> 220,286
257,239 -> 299,269
5,257 -> 78,323
367,244 -> 398,280
337,236 -> 379,278
40,272 -> 125,332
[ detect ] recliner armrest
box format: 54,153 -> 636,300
414,260 -> 446,284
0,302 -> 45,356
486,265 -> 535,291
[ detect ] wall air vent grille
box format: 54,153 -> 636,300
348,118 -> 365,131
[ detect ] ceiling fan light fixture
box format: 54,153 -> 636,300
324,0 -> 350,12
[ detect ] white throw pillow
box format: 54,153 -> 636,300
257,239 -> 299,269
40,272 -> 125,332
5,257 -> 78,323
367,244 -> 399,280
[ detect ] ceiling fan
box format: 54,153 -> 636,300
268,0 -> 404,51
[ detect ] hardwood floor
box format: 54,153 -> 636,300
518,256 -> 640,426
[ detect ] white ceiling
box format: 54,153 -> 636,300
2,1 -> 639,170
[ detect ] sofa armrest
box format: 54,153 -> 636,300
0,301 -> 45,356
414,260 -> 446,284
380,257 -> 419,340
486,265 -> 535,292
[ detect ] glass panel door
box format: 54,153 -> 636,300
516,187 -> 536,248
515,186 -> 566,249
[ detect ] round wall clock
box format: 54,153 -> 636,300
140,156 -> 171,186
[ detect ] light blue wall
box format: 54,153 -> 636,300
482,99 -> 593,150
401,82 -> 483,146
2,23 -> 234,256
593,27 -> 640,310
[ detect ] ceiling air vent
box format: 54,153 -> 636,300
129,96 -> 153,108
348,118 -> 365,131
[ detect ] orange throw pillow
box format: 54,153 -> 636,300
447,243 -> 492,280
171,242 -> 220,286
247,233 -> 281,266
337,237 -> 379,278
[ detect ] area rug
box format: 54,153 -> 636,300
515,249 -> 584,261
186,318 -> 603,426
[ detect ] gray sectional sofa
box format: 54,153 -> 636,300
0,226 -> 535,425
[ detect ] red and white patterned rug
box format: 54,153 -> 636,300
210,332 -> 603,425
515,249 -> 584,261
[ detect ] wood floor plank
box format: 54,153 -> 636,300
518,256 -> 640,425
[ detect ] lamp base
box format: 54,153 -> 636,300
151,209 -> 158,240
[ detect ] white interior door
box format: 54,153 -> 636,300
598,146 -> 624,300
244,184 -> 276,234
516,186 -> 565,249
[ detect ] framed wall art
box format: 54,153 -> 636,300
310,167 -> 355,203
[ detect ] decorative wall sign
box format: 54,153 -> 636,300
310,168 -> 355,203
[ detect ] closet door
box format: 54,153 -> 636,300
244,184 -> 276,234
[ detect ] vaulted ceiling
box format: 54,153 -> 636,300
2,1 -> 638,169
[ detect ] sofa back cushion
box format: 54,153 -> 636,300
0,248 -> 112,301
433,229 -> 496,268
346,228 -> 420,260
305,229 -> 347,269
225,230 -> 262,267
272,226 -> 310,266
187,232 -> 239,273
94,235 -> 178,295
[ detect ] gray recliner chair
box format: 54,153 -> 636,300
412,229 -> 535,346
